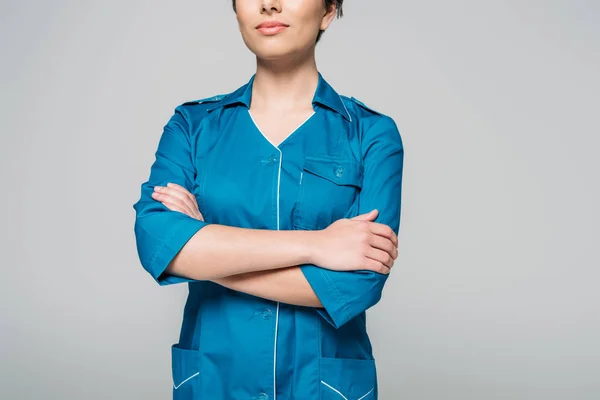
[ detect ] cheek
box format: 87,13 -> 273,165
235,6 -> 256,34
238,27 -> 254,49
296,24 -> 320,44
236,21 -> 263,53
293,1 -> 326,32
294,11 -> 326,44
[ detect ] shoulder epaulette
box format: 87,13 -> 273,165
181,94 -> 226,106
349,96 -> 382,116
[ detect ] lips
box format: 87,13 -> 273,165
256,20 -> 289,35
256,21 -> 289,29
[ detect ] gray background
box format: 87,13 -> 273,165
1,0 -> 599,399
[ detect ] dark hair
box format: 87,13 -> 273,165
231,0 -> 344,43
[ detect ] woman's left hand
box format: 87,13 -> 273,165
151,182 -> 205,221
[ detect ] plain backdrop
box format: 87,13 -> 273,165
1,1 -> 599,399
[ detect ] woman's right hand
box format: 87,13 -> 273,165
310,209 -> 398,274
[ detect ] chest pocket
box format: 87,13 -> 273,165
293,155 -> 363,231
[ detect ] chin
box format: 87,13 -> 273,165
248,42 -> 300,60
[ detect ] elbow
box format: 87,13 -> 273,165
133,218 -> 163,281
133,211 -> 210,286
318,270 -> 388,330
162,244 -> 214,282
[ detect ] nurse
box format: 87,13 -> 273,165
132,1 -> 404,399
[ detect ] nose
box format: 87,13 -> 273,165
261,0 -> 281,14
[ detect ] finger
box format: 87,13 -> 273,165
367,222 -> 398,246
365,246 -> 395,270
160,200 -> 186,214
368,234 -> 397,260
161,200 -> 204,221
364,257 -> 391,274
163,183 -> 199,209
154,186 -> 198,215
166,182 -> 199,208
151,191 -> 195,216
351,209 -> 378,221
155,185 -> 196,210
153,192 -> 205,222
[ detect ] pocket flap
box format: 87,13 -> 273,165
303,156 -> 363,188
171,344 -> 201,389
319,357 -> 376,399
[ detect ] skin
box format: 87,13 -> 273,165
236,0 -> 337,146
150,0 -> 398,308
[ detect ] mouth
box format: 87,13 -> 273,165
256,21 -> 289,36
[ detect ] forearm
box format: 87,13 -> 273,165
212,266 -> 323,308
165,224 -> 316,281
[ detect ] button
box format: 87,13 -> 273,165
267,155 -> 277,164
335,166 -> 344,177
252,393 -> 269,400
254,308 -> 272,320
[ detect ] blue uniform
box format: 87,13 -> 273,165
132,72 -> 404,400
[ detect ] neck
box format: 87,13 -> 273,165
251,49 -> 319,112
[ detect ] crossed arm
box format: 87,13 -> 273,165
150,184 -> 395,309
132,106 -> 403,328
214,266 -> 322,307
154,211 -> 327,308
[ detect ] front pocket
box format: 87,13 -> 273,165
319,356 -> 377,400
293,156 -> 363,230
171,343 -> 201,399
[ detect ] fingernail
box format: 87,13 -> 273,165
154,186 -> 162,191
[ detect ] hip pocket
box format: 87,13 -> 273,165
319,356 -> 376,400
293,156 -> 363,231
171,343 -> 201,399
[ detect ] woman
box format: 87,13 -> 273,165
132,0 -> 404,399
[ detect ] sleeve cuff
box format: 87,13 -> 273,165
149,216 -> 210,286
300,264 -> 352,329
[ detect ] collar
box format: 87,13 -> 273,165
206,72 -> 352,122
312,72 -> 352,122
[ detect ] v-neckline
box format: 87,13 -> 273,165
247,109 -> 316,150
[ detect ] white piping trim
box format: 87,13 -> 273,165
272,149 -> 283,400
321,381 -> 348,400
247,109 -> 301,400
247,110 -> 315,148
338,95 -> 352,122
320,380 -> 374,400
273,299 -> 280,400
173,372 -> 199,389
357,388 -> 375,400
276,150 -> 282,231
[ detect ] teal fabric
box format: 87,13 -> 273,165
132,72 -> 404,400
